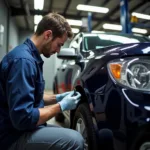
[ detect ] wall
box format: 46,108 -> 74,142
19,30 -> 33,44
0,1 -> 19,60
8,18 -> 19,51
0,0 -> 8,60
42,55 -> 56,90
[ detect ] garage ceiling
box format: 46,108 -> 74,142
5,0 -> 150,35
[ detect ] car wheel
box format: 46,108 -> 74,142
72,103 -> 98,150
139,142 -> 150,150
131,133 -> 150,150
55,112 -> 65,123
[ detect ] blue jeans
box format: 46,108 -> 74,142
9,125 -> 84,150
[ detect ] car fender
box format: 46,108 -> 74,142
70,84 -> 99,132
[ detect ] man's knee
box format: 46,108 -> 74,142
10,127 -> 85,150
67,129 -> 84,150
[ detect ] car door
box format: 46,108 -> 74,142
62,34 -> 85,91
56,59 -> 69,93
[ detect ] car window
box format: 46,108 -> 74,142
70,40 -> 78,49
84,34 -> 150,50
69,36 -> 79,49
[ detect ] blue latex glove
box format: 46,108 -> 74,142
56,91 -> 71,102
58,91 -> 81,111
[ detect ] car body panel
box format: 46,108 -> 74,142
54,32 -> 150,149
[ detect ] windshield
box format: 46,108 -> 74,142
84,33 -> 150,50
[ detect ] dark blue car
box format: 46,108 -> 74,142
53,32 -> 150,150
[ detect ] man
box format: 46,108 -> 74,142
0,13 -> 84,150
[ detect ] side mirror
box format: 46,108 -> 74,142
57,48 -> 78,60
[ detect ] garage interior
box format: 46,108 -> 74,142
0,0 -> 150,149
1,0 -> 150,92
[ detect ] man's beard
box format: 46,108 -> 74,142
42,42 -> 52,58
43,54 -> 51,58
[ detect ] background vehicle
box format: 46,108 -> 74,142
53,32 -> 150,150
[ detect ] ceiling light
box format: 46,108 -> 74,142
103,23 -> 122,31
132,12 -> 150,20
67,19 -> 82,26
71,28 -> 79,34
103,23 -> 147,34
77,4 -> 109,13
132,28 -> 147,34
34,0 -> 44,10
34,15 -> 43,24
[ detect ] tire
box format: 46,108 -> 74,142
131,133 -> 150,150
72,103 -> 98,150
139,141 -> 150,150
55,112 -> 65,123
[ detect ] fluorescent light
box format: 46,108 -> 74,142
71,28 -> 79,33
132,28 -> 147,34
34,15 -> 43,24
132,12 -> 150,20
67,19 -> 82,26
103,23 -> 122,31
77,4 -> 109,13
34,25 -> 37,32
92,30 -> 105,33
103,23 -> 147,34
34,0 -> 44,10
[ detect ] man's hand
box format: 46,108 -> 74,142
56,91 -> 72,102
58,91 -> 81,111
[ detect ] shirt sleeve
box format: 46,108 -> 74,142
6,58 -> 40,130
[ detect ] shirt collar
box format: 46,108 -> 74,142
24,38 -> 44,64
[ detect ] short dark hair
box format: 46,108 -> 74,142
35,12 -> 74,39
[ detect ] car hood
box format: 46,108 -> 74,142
101,42 -> 150,56
118,42 -> 150,55
87,43 -> 150,61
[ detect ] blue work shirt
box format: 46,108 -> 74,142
0,38 -> 45,149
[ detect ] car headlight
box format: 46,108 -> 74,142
108,57 -> 150,91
